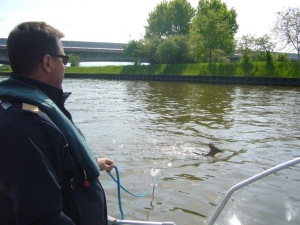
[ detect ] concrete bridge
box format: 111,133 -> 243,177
0,38 -> 134,64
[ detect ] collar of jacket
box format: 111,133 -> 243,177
11,74 -> 71,108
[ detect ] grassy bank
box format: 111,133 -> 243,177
1,61 -> 300,78
65,61 -> 300,78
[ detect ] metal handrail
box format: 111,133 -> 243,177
208,157 -> 300,225
108,216 -> 176,225
112,220 -> 175,225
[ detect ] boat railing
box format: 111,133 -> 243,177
108,215 -> 176,225
207,157 -> 300,225
108,157 -> 300,225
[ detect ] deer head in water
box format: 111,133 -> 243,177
203,143 -> 222,157
193,143 -> 222,157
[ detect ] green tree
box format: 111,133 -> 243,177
265,51 -> 275,75
168,0 -> 195,35
124,40 -> 144,65
156,38 -> 179,64
210,49 -> 229,62
69,54 -> 80,67
156,35 -> 190,64
189,0 -> 238,63
238,34 -> 275,62
145,0 -> 195,39
276,53 -> 290,61
171,35 -> 191,63
143,36 -> 162,64
145,1 -> 171,39
255,34 -> 276,61
273,7 -> 300,60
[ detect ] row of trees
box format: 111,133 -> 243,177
124,0 -> 300,65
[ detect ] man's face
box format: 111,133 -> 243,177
48,38 -> 66,89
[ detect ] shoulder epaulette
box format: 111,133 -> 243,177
22,103 -> 39,113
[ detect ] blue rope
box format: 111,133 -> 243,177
111,166 -> 124,219
107,166 -> 160,220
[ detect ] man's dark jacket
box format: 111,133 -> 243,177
0,76 -> 108,225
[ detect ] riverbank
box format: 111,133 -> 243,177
0,72 -> 299,86
1,61 -> 300,86
65,73 -> 300,86
1,61 -> 300,77
65,61 -> 300,78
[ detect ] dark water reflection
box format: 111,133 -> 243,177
2,76 -> 298,224
60,79 -> 300,225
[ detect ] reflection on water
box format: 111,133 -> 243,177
1,75 -> 299,224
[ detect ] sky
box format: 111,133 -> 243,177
0,0 -> 299,44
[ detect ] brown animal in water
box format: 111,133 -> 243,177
194,143 -> 222,157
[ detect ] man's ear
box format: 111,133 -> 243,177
41,54 -> 51,73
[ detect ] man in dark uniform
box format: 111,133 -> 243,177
0,21 -> 114,225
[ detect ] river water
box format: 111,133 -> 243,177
61,78 -> 300,225
2,76 -> 300,224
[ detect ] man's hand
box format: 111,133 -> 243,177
97,158 -> 115,172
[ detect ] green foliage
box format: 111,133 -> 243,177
63,61 -> 300,78
276,53 -> 291,62
156,39 -> 179,64
265,51 -> 275,76
143,36 -> 162,64
145,0 -> 195,38
145,1 -> 172,38
156,35 -> 190,64
124,40 -> 144,65
0,64 -> 11,72
278,61 -> 300,78
238,50 -> 257,76
210,49 -> 229,63
66,65 -> 124,74
121,64 -> 167,75
189,0 -> 238,62
136,0 -> 239,64
255,34 -> 276,52
0,61 -> 300,78
172,35 -> 191,63
168,0 -> 196,35
69,54 -> 81,67
237,34 -> 276,62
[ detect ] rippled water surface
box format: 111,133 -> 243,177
3,76 -> 300,224
61,78 -> 300,225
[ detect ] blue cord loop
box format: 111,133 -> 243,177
107,166 -> 160,220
